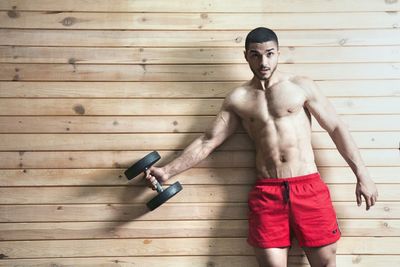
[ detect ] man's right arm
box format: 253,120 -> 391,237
146,98 -> 240,188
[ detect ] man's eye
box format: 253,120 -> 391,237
267,52 -> 274,57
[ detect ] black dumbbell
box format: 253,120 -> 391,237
124,151 -> 182,211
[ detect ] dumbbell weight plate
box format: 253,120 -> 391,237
124,151 -> 161,180
147,181 -> 183,211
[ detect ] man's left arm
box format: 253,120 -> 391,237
296,77 -> 378,210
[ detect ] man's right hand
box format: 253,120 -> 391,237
145,166 -> 169,190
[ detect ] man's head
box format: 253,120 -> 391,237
245,27 -> 279,51
244,27 -> 280,81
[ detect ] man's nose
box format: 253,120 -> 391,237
260,55 -> 268,67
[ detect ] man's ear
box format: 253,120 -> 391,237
243,50 -> 248,62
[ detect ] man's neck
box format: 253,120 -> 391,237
251,71 -> 281,91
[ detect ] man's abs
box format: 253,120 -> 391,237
252,112 -> 318,178
235,90 -> 317,178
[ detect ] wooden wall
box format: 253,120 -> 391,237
0,0 -> 399,266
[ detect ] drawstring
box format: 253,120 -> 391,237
283,181 -> 290,204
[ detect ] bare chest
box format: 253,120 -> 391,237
236,84 -> 307,123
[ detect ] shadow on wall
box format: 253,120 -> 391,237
81,41 -> 255,264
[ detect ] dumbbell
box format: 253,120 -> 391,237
124,151 -> 182,211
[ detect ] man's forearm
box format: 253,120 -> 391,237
329,123 -> 369,181
163,134 -> 215,178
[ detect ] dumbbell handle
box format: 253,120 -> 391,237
154,180 -> 163,193
144,167 -> 164,193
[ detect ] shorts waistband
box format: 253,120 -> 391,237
255,172 -> 321,185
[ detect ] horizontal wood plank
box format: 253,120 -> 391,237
1,29 -> 399,47
1,81 -> 237,98
0,202 -> 397,222
0,132 -> 397,151
1,115 -> 400,134
0,256 -> 256,267
0,167 -> 399,186
2,63 -> 400,81
0,184 -> 396,204
0,217 -> 383,242
0,219 -> 397,241
0,150 -> 397,169
1,46 -> 400,64
0,237 -> 398,258
1,0 -> 399,12
0,255 -> 399,267
0,98 -> 399,116
1,81 -> 399,98
1,12 -> 399,30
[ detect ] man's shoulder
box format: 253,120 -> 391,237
221,83 -> 250,110
289,75 -> 317,89
288,75 -> 323,102
226,83 -> 250,100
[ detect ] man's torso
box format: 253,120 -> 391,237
229,72 -> 318,179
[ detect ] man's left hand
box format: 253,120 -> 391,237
355,178 -> 378,210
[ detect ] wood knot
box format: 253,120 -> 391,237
339,38 -> 348,46
143,239 -> 152,244
68,58 -> 76,65
61,17 -> 76,27
384,206 -> 390,211
201,13 -> 208,19
113,162 -> 121,168
73,104 -> 85,115
7,9 -> 20,18
352,255 -> 362,264
235,36 -> 243,43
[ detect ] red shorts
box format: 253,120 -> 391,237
247,172 -> 340,248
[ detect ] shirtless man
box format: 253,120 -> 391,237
145,27 -> 378,267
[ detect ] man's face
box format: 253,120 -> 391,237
244,41 -> 280,81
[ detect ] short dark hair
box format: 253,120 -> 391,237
245,27 -> 279,51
